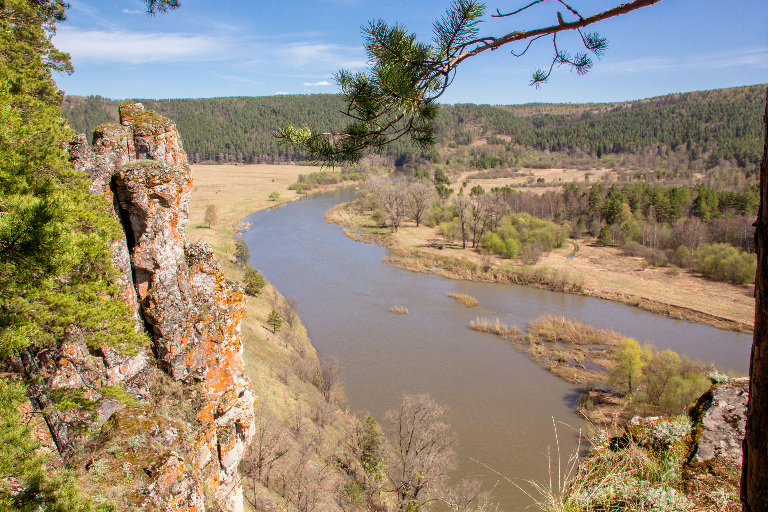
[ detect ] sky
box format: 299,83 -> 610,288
52,0 -> 768,105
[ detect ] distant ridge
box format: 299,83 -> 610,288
62,84 -> 766,168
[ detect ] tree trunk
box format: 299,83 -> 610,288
742,86 -> 768,512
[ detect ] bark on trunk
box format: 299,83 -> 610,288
742,86 -> 768,512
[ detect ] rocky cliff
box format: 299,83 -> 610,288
19,102 -> 255,511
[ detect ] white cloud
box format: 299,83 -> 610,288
303,81 -> 332,87
122,9 -> 142,14
275,91 -> 291,95
54,26 -> 228,64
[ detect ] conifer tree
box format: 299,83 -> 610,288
278,0 -> 661,166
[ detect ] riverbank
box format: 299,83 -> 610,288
326,202 -> 754,333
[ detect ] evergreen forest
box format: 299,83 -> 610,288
62,84 -> 765,174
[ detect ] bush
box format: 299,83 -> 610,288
623,240 -> 645,257
695,243 -> 756,284
672,245 -> 694,268
481,232 -> 507,256
659,372 -> 710,414
371,209 -> 387,228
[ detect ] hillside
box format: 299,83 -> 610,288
62,85 -> 766,172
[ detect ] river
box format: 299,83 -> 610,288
242,187 -> 752,511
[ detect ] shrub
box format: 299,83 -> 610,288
659,372 -> 710,414
623,240 -> 645,257
695,243 -> 756,284
672,245 -> 694,268
481,232 -> 506,256
371,209 -> 387,228
438,220 -> 456,242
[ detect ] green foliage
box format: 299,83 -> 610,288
288,169 -> 366,193
694,242 -> 756,284
268,191 -> 281,201
360,416 -> 383,475
267,309 -> 282,334
0,379 -> 105,511
0,0 -> 147,358
62,85 -> 765,175
234,234 -> 249,266
598,225 -> 613,246
242,267 -> 266,296
611,338 -> 651,394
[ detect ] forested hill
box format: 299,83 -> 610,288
62,84 -> 765,169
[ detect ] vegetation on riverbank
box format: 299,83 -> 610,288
326,184 -> 753,332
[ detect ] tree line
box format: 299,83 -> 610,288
61,84 -> 765,173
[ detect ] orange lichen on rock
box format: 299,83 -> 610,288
63,102 -> 256,512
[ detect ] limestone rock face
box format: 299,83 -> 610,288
62,102 -> 255,512
691,378 -> 749,464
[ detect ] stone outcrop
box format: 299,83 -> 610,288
690,378 -> 749,465
31,102 -> 257,511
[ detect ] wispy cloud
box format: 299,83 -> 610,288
54,26 -> 229,64
122,9 -> 142,14
274,42 -> 365,70
604,47 -> 768,73
303,81 -> 332,86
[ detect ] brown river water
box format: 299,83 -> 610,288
243,187 -> 752,511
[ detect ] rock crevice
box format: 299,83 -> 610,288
54,102 -> 255,511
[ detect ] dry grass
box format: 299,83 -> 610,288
186,164 -> 365,511
469,317 -> 520,337
447,292 -> 479,308
355,203 -> 751,331
389,306 -> 410,315
526,315 -> 624,347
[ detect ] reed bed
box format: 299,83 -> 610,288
447,292 -> 479,308
469,317 -> 520,337
389,306 -> 410,315
527,315 -> 623,346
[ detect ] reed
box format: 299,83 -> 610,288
527,315 -> 623,346
469,317 -> 520,337
447,292 -> 479,307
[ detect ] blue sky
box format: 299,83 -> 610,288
53,0 -> 768,105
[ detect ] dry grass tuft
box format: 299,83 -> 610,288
527,315 -> 623,346
447,292 -> 479,307
389,305 -> 410,315
469,317 -> 520,337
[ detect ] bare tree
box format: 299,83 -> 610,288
469,194 -> 490,249
370,176 -> 411,231
452,194 -> 472,249
384,394 -> 456,512
409,179 -> 437,227
204,204 -> 218,228
241,404 -> 289,489
313,356 -> 343,405
441,479 -> 495,512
